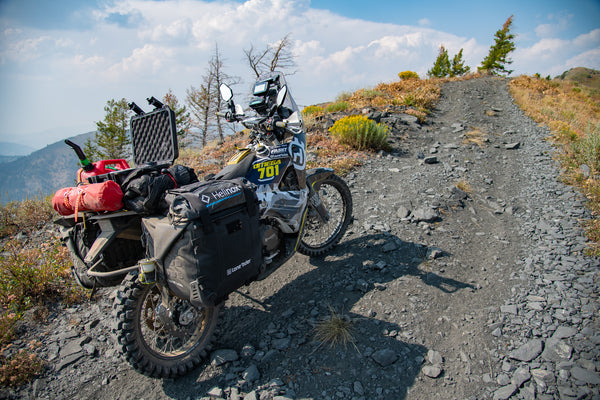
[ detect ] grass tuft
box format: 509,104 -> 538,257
313,306 -> 356,350
455,179 -> 473,194
463,128 -> 487,148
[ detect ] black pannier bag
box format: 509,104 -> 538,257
142,178 -> 262,307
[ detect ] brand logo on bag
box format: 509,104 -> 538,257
211,185 -> 241,201
226,258 -> 251,276
201,195 -> 211,204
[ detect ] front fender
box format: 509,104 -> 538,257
306,168 -> 334,189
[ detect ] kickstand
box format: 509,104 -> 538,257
234,290 -> 270,310
89,280 -> 98,300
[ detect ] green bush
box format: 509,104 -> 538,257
399,70 -> 420,80
0,197 -> 54,238
329,115 -> 391,151
335,92 -> 353,102
325,101 -> 349,113
302,105 -> 324,116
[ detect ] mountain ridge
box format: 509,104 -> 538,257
0,142 -> 37,157
0,132 -> 94,203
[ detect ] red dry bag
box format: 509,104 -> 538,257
52,180 -> 124,216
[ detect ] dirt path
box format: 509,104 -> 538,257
7,76 -> 599,400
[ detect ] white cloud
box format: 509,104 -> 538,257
566,47 -> 600,70
72,54 -> 104,66
107,44 -> 175,78
2,0 -> 599,147
535,13 -> 572,38
418,18 -> 431,27
573,28 -> 600,48
514,28 -> 600,76
0,35 -> 51,62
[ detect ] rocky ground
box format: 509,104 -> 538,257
4,76 -> 599,400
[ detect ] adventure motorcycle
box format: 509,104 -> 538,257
54,72 -> 353,378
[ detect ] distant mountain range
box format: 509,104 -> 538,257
0,142 -> 37,157
0,132 -> 95,203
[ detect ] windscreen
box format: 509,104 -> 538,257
252,72 -> 302,122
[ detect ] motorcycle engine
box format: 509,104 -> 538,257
261,221 -> 282,262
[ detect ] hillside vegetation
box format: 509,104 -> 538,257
509,73 -> 600,254
556,67 -> 600,90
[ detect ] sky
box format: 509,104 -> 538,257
0,0 -> 599,152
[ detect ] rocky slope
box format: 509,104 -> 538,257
4,76 -> 599,400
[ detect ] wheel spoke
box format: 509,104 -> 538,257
299,175 -> 352,256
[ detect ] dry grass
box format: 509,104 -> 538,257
313,306 -> 356,350
509,75 -> 600,254
463,128 -> 488,148
455,179 -> 473,194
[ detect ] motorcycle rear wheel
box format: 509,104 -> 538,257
298,174 -> 352,256
113,273 -> 221,378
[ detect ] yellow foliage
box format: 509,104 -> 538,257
329,115 -> 391,151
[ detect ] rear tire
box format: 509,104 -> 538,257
298,174 -> 352,256
113,273 -> 221,378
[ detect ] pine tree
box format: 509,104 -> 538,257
84,98 -> 131,161
163,89 -> 191,148
428,46 -> 451,78
450,48 -> 470,77
479,15 -> 516,75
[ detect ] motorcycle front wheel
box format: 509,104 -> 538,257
113,273 -> 221,378
298,174 -> 353,256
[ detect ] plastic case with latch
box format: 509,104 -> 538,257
88,106 -> 179,184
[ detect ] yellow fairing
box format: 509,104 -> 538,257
227,148 -> 252,165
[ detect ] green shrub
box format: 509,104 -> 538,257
0,349 -> 45,387
302,105 -> 324,116
573,124 -> 600,173
335,92 -> 353,102
329,115 -> 391,151
399,70 -> 420,80
359,89 -> 386,100
325,101 -> 349,113
0,197 -> 54,238
0,239 -> 80,309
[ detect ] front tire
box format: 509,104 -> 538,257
113,273 -> 221,378
298,174 -> 352,256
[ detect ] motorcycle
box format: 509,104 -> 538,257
56,72 -> 353,378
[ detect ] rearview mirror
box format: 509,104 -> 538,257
219,84 -> 233,102
276,86 -> 287,107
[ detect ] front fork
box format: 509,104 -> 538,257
306,168 -> 335,223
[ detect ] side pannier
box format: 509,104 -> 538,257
141,178 -> 262,307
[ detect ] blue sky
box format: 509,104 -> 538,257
1,0 -> 599,152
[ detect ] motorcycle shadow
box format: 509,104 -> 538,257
162,232 -> 474,399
